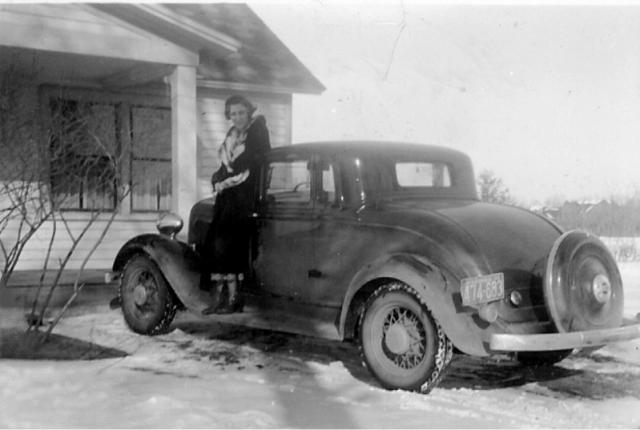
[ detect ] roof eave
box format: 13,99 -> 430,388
132,4 -> 241,52
197,78 -> 325,96
91,4 -> 241,58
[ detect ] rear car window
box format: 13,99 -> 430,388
395,162 -> 452,188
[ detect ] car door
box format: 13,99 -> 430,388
251,152 -> 319,299
304,156 -> 364,307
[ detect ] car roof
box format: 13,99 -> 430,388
270,141 -> 478,201
271,141 -> 470,162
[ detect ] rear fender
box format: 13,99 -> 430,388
113,234 -> 211,312
339,253 -> 488,356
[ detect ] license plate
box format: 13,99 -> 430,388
460,273 -> 505,306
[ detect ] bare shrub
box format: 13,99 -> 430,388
1,59 -> 132,339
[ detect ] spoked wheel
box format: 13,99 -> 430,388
359,282 -> 453,393
120,255 -> 177,335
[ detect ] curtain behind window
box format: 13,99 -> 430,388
49,99 -> 117,210
130,106 -> 171,212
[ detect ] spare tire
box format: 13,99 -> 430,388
544,230 -> 624,333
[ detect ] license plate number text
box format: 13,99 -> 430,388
460,273 -> 505,306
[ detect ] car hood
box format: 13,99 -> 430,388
368,199 -> 562,278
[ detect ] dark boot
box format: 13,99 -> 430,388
210,274 -> 237,314
201,274 -> 224,315
231,273 -> 245,312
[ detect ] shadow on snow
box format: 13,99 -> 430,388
169,321 -> 640,402
171,319 -> 366,427
441,352 -> 640,400
0,328 -> 129,360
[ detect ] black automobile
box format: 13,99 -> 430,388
111,141 -> 640,393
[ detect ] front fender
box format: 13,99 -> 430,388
339,253 -> 488,356
113,234 -> 211,313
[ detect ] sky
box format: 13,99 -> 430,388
249,1 -> 640,206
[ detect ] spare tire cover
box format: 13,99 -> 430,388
544,230 -> 624,333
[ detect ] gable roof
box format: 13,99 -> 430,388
92,3 -> 241,57
167,3 -> 325,94
94,3 -> 325,95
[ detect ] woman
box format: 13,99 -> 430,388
201,95 -> 271,314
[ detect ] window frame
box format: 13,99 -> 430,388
42,86 -> 172,215
314,155 -> 340,209
260,152 -> 346,215
48,98 -> 119,212
128,104 -> 172,213
361,155 -> 460,200
394,161 -> 453,189
264,156 -> 314,208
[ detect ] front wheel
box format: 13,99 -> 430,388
359,282 -> 453,393
120,254 -> 177,335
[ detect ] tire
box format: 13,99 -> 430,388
517,349 -> 573,366
359,282 -> 453,393
120,254 -> 177,335
544,231 -> 623,333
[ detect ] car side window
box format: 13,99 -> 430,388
319,162 -> 336,206
266,160 -> 311,204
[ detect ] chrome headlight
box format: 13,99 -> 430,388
156,213 -> 183,238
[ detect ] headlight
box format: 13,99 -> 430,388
156,213 -> 183,238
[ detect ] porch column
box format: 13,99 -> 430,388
170,65 -> 198,233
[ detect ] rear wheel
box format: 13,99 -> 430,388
120,255 -> 177,335
359,282 -> 453,393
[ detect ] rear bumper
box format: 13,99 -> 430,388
490,320 -> 640,352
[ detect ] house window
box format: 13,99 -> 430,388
48,96 -> 171,212
49,99 -> 117,210
130,107 -> 171,212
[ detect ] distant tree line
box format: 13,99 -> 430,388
477,170 -> 515,205
476,170 -> 640,237
540,200 -> 640,237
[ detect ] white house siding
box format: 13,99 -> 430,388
2,86 -> 293,274
196,88 -> 292,200
2,216 -> 157,272
1,85 -> 168,273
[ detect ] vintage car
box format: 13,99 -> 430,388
111,141 -> 640,393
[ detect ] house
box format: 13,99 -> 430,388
0,3 -> 323,283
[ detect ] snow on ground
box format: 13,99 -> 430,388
619,261 -> 640,320
1,265 -> 640,428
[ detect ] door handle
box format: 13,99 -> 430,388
308,269 -> 322,278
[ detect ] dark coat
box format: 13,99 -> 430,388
204,115 -> 271,274
210,115 -> 271,193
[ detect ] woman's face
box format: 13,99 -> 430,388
229,103 -> 250,131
